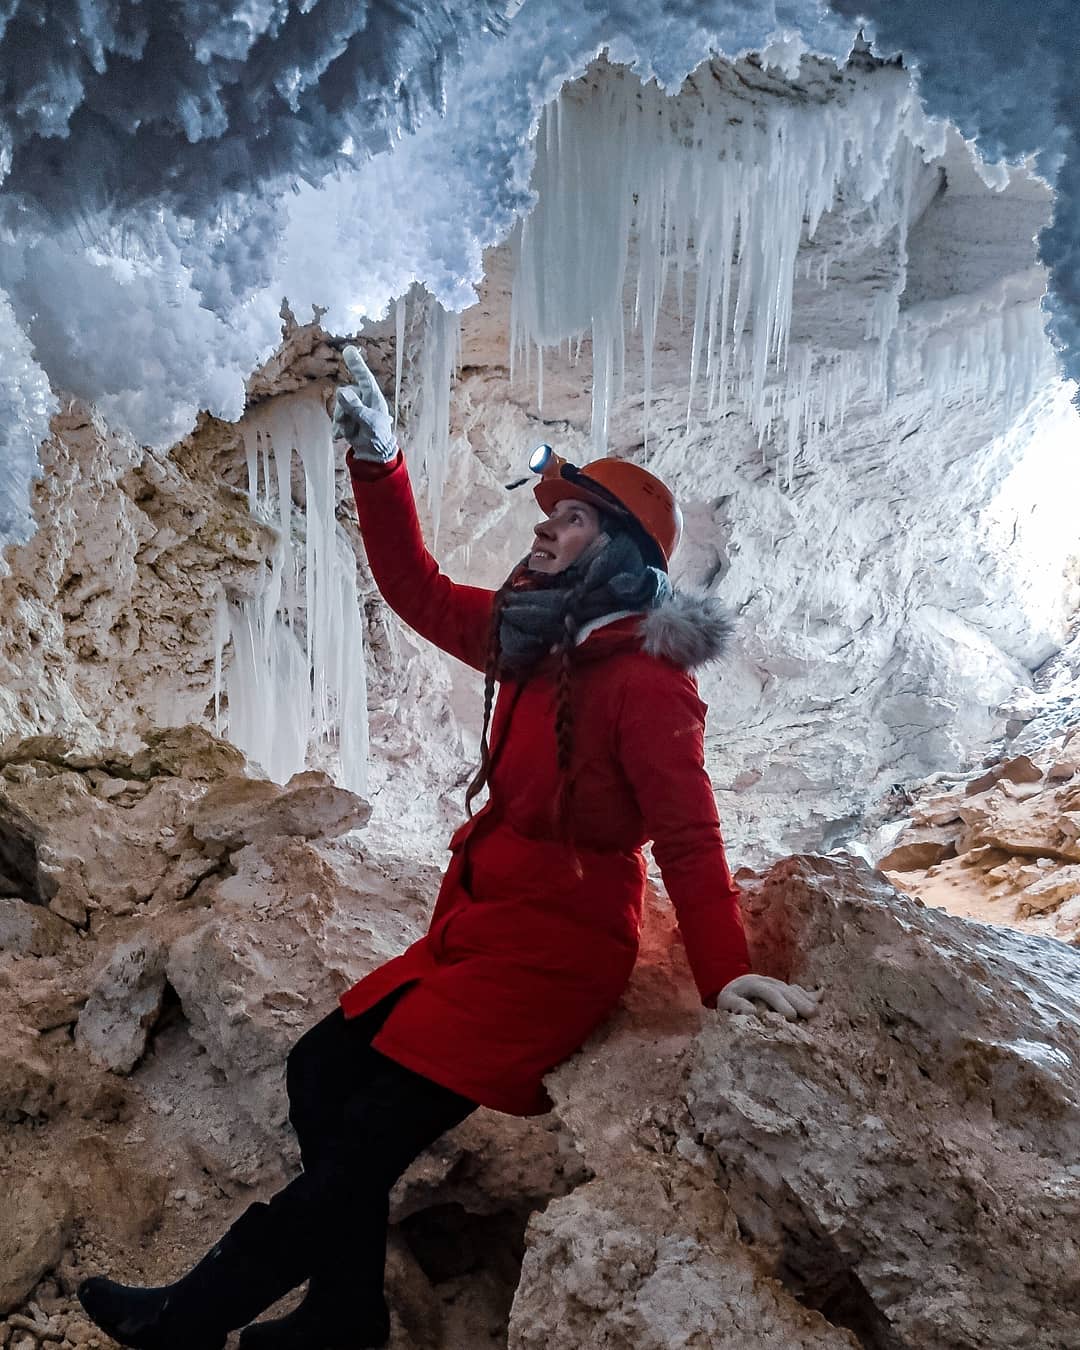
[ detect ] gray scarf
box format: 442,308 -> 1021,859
497,530 -> 671,679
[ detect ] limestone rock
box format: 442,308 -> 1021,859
166,833 -> 431,1129
0,763 -> 191,919
688,854 -> 1080,1349
0,898 -> 72,957
998,754 -> 1043,784
190,772 -> 371,854
128,726 -> 248,782
0,1175 -> 72,1314
877,825 -> 956,872
1016,864 -> 1080,918
76,938 -> 168,1074
884,735 -> 1080,942
510,1174 -> 856,1350
0,796 -> 49,904
0,1016 -> 59,1121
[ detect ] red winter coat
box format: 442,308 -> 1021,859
340,452 -> 750,1115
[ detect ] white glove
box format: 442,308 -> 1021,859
717,974 -> 820,1020
332,345 -> 398,463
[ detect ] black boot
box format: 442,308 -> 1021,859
78,1202 -> 308,1350
238,1281 -> 390,1350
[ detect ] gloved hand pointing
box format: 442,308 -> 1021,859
717,974 -> 820,1020
332,345 -> 399,463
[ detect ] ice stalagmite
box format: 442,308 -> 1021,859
216,392 -> 369,794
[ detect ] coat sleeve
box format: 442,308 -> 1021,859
615,662 -> 751,1005
348,450 -> 495,673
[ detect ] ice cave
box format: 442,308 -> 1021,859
1,3 -> 1079,1348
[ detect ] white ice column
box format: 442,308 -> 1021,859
215,390 -> 369,794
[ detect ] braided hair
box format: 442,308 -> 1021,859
463,526 -> 620,832
463,582 -> 512,820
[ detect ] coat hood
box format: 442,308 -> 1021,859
638,589 -> 734,670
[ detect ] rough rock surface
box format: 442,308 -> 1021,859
0,1176 -> 73,1315
521,856 -> 1080,1350
1,729 -> 1079,1347
879,696 -> 1080,942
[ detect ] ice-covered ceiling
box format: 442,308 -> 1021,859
0,0 -> 1078,549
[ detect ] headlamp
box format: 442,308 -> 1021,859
529,443 -> 556,474
506,443 -> 572,490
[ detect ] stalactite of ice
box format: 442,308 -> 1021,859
510,63 -> 945,457
913,294 -> 1053,417
394,294 -> 406,428
0,291 -> 57,554
216,390 -> 369,795
405,293 -> 461,545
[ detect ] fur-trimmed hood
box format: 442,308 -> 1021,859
638,589 -> 734,670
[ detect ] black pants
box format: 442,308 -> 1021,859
264,996 -> 476,1309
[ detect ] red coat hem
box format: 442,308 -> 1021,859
367,1031 -> 552,1118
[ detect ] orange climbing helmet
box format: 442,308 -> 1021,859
531,448 -> 682,570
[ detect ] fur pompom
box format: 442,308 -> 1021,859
639,591 -> 734,669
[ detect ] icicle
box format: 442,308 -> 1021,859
406,292 -> 461,546
510,59 -> 934,454
218,390 -> 370,795
242,424 -> 260,513
213,592 -> 230,735
394,293 -> 406,427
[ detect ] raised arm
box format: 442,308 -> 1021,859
616,662 -> 751,1005
348,451 -> 495,673
333,344 -> 495,672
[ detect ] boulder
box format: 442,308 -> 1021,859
76,938 -> 168,1074
1016,864 -> 1080,918
878,826 -> 956,872
529,856 -> 1080,1350
0,1175 -> 73,1313
0,1017 -> 59,1121
190,772 -> 371,853
0,898 -> 72,957
511,1173 -> 857,1349
998,755 -> 1043,784
695,856 -> 1080,1348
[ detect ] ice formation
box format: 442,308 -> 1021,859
0,294 -> 56,548
402,293 -> 462,546
508,62 -> 1059,462
829,0 -> 1080,386
2,0 -> 1079,547
215,393 -> 369,794
0,0 -> 1076,804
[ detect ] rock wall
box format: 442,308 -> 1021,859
2,728 -> 1079,1348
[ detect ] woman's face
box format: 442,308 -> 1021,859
530,498 -> 602,574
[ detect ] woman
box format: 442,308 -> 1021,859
77,348 -> 817,1350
